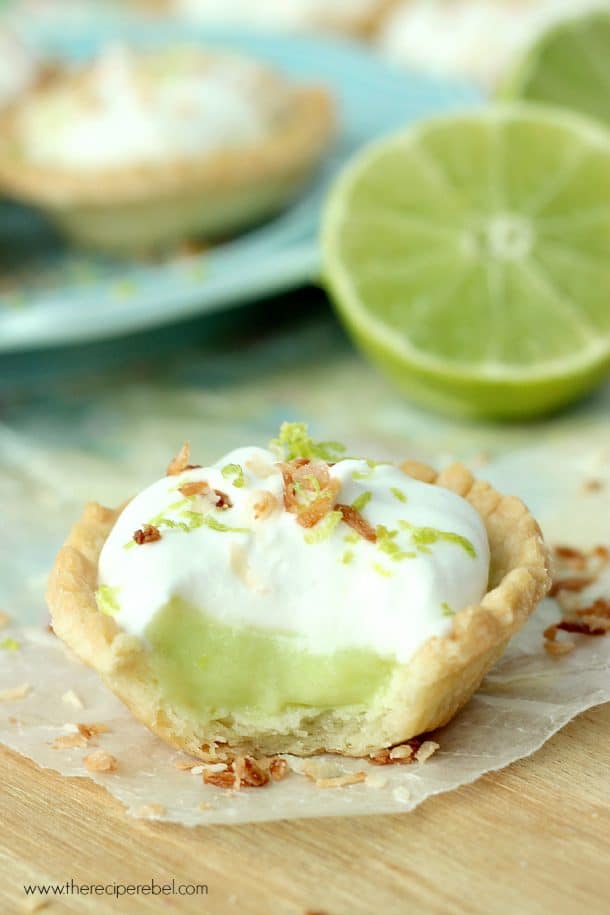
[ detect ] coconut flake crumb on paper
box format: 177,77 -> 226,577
62,689 -> 84,709
0,604 -> 608,825
0,442 -> 609,826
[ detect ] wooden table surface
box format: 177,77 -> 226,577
1,703 -> 608,915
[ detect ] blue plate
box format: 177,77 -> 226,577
0,23 -> 480,351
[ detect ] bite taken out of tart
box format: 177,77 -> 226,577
0,45 -> 335,253
47,423 -> 550,761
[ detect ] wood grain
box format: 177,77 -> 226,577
1,704 -> 608,915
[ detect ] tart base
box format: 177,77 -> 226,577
46,462 -> 550,759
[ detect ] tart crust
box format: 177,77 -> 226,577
0,78 -> 335,251
46,462 -> 550,759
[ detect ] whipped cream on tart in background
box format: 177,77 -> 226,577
47,423 -> 550,761
169,0 -> 397,37
0,45 -> 335,251
15,44 -> 300,171
379,0 -> 609,86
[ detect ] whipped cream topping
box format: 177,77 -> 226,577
0,30 -> 38,110
98,442 -> 490,664
380,0 -> 610,86
15,45 -> 293,170
174,0 -> 380,30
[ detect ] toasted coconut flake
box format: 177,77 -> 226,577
582,479 -> 604,492
545,639 -> 576,657
415,740 -> 440,763
252,490 -> 278,521
138,803 -> 166,818
203,769 -> 236,789
269,758 -> 290,781
52,733 -> 89,749
133,524 -> 161,545
393,786 -> 412,804
179,480 -> 209,498
369,737 -> 425,766
0,682 -> 30,702
245,455 -> 276,478
556,620 -> 606,637
233,756 -> 270,788
214,489 -> 233,510
300,759 -> 345,781
336,503 -> 377,543
166,441 -> 191,476
549,576 -> 594,597
175,758 -> 197,771
83,750 -> 118,773
553,545 -> 587,569
389,745 -> 414,761
577,597 -> 610,618
315,772 -> 367,789
368,749 -> 392,766
62,689 -> 84,709
280,459 -> 341,528
77,722 -> 109,739
365,772 -> 388,789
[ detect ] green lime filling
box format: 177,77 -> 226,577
145,598 -> 396,716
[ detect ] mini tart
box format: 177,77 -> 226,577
0,52 -> 335,253
47,459 -> 550,760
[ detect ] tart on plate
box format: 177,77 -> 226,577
47,423 -> 550,760
0,45 -> 335,252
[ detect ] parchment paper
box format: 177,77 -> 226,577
1,437 -> 609,826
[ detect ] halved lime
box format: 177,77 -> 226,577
501,9 -> 610,127
322,105 -> 610,419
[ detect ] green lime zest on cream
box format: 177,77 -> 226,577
124,506 -> 250,547
270,421 -> 346,462
399,521 -> 476,558
1,637 -> 20,651
341,549 -> 355,565
391,487 -> 408,503
376,525 -> 415,561
373,563 -> 393,578
168,497 -> 190,510
96,584 -> 121,617
352,468 -> 376,480
222,463 -> 245,488
304,510 -> 343,544
344,531 -> 360,544
351,491 -> 372,512
200,514 -> 251,534
441,602 -> 456,617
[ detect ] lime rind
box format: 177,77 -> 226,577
499,9 -> 610,128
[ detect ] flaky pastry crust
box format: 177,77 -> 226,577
46,462 -> 550,759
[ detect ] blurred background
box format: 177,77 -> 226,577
0,0 -> 609,624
